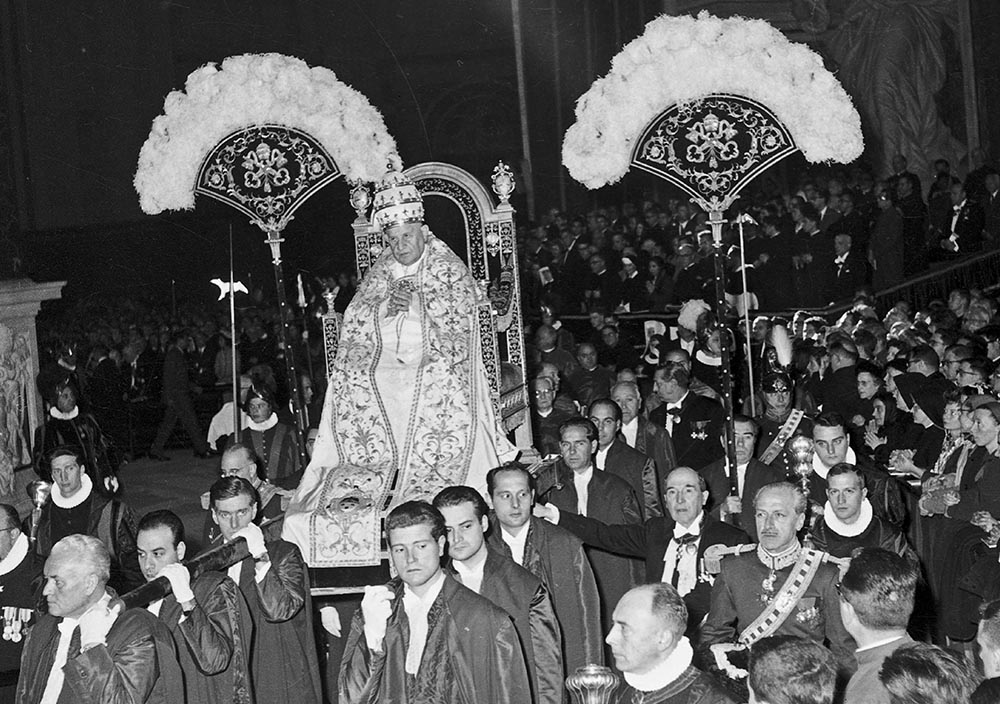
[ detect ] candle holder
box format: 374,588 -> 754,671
26,480 -> 51,547
565,664 -> 620,704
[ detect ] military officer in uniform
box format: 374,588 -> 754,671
699,482 -> 854,690
753,373 -> 813,474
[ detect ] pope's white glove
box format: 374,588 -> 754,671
361,585 -> 394,652
78,602 -> 121,650
232,523 -> 267,559
320,605 -> 341,637
158,563 -> 195,605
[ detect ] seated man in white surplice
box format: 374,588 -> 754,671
283,167 -> 515,566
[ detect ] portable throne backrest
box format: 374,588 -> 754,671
322,161 -> 531,446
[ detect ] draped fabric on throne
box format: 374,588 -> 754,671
284,232 -> 509,566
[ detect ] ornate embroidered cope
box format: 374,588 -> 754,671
283,233 -> 510,566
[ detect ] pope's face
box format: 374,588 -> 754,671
388,523 -> 443,591
385,222 -> 426,266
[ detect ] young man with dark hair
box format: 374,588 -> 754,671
340,500 -> 530,703
486,461 -> 604,675
542,416 -> 642,636
433,486 -> 563,704
837,548 -> 918,704
208,476 -> 321,703
878,642 -> 976,704
747,635 -> 837,704
137,508 -> 252,704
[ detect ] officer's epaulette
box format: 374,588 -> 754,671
702,542 -> 756,574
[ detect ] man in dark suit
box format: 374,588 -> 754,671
540,418 -> 642,637
983,168 -> 1000,247
434,486 -> 563,704
938,180 -> 985,257
530,377 -> 574,456
649,363 -> 726,472
535,466 -> 747,636
149,331 -> 212,460
566,343 -> 616,409
588,398 -> 663,519
827,233 -> 867,303
816,340 -> 862,423
611,381 -> 676,492
701,415 -> 786,540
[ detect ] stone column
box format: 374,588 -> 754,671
0,279 -> 64,505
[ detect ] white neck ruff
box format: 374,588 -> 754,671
49,406 -> 79,421
823,499 -> 873,536
51,473 -> 93,508
0,534 -> 29,577
623,636 -> 694,691
247,413 -> 278,432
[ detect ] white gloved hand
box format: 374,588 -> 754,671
320,605 -> 341,637
78,602 -> 121,650
158,563 -> 195,605
232,523 -> 267,559
361,585 -> 394,652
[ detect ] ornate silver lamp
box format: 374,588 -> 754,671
565,664 -> 620,704
25,479 -> 51,547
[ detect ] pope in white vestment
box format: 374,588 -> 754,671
283,167 -> 514,566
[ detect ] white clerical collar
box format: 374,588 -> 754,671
823,498 -> 873,537
0,533 -> 28,577
247,413 -> 278,432
51,474 -> 93,509
537,408 -> 553,418
695,349 -> 722,367
49,406 -> 79,421
623,637 -> 694,692
813,447 -> 856,479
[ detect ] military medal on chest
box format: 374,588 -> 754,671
1,607 -> 31,642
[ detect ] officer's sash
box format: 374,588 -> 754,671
759,409 -> 805,464
737,548 -> 824,647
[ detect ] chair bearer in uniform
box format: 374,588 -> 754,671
699,482 -> 854,694
283,166 -> 515,566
